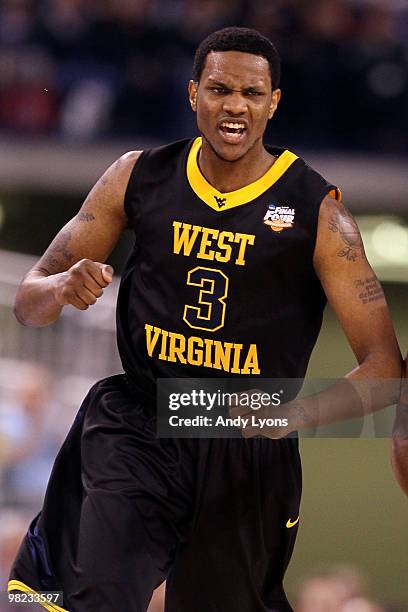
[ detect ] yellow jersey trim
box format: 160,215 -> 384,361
8,580 -> 69,612
329,187 -> 342,202
186,137 -> 299,212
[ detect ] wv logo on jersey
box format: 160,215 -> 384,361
214,195 -> 227,209
263,204 -> 295,233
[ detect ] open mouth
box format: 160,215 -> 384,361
219,121 -> 247,143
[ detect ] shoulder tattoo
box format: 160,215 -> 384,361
328,206 -> 363,261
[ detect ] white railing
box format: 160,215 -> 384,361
0,250 -> 122,382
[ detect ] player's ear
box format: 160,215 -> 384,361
188,80 -> 198,112
268,88 -> 281,119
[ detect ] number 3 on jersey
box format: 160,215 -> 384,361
183,266 -> 229,332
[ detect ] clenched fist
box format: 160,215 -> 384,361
54,259 -> 114,310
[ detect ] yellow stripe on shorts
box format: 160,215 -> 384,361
8,579 -> 69,612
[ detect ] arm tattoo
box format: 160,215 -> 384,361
294,403 -> 312,424
37,255 -> 60,275
328,206 -> 363,261
78,212 -> 95,222
354,276 -> 384,305
48,229 -> 74,264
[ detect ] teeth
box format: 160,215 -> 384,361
221,122 -> 245,129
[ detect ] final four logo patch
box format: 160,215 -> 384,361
263,204 -> 295,233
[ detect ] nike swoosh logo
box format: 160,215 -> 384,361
286,516 -> 299,528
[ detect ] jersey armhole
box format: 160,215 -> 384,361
328,186 -> 342,202
313,184 -> 343,264
123,151 -> 147,225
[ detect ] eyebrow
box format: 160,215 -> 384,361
207,79 -> 264,91
207,79 -> 230,87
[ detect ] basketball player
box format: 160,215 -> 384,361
8,27 -> 401,612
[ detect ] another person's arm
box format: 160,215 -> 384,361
391,354 -> 408,496
14,151 -> 141,327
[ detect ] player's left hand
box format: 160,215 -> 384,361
229,390 -> 302,439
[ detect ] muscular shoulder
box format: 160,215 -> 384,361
319,195 -> 362,250
315,194 -> 365,269
102,150 -> 143,188
109,150 -> 143,187
318,193 -> 343,216
81,150 -> 143,221
119,150 -> 143,168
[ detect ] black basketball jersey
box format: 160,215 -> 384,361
117,137 -> 340,400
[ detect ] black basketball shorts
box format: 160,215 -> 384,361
8,374 -> 302,612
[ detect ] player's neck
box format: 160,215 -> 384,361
198,141 -> 276,193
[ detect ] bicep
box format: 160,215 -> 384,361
314,196 -> 398,364
33,151 -> 142,276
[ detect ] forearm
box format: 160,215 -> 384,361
14,271 -> 64,327
307,194 -> 403,432
290,352 -> 402,431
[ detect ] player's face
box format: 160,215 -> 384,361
189,50 -> 281,162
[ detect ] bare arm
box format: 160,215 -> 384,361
314,195 -> 402,381
292,195 -> 402,428
231,195 -> 402,437
14,151 -> 142,327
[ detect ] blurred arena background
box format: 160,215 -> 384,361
0,0 -> 407,610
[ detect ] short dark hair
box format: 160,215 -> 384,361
193,27 -> 281,90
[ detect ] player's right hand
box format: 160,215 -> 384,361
53,259 -> 114,310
